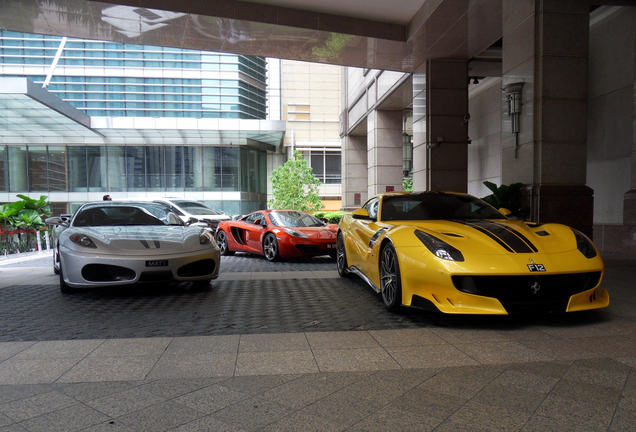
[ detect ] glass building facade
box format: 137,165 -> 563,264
0,31 -> 278,214
0,31 -> 267,119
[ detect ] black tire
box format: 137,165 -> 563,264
336,231 -> 351,277
263,233 -> 280,262
380,243 -> 402,311
53,246 -> 60,275
59,264 -> 73,294
216,229 -> 234,256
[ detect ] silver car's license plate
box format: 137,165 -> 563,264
146,260 -> 168,267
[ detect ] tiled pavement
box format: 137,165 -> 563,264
0,252 -> 636,431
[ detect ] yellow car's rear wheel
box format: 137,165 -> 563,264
380,243 -> 402,311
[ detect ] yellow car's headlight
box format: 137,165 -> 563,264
415,230 -> 464,262
571,229 -> 597,259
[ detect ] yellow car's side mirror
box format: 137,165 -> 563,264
352,208 -> 371,220
499,208 -> 512,217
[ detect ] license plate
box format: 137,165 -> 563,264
527,264 -> 546,272
327,243 -> 336,249
146,260 -> 168,267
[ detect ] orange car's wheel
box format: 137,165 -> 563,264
380,243 -> 402,311
215,229 -> 234,256
263,233 -> 280,262
336,231 -> 351,277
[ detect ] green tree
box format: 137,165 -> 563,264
403,177 -> 413,192
269,151 -> 324,212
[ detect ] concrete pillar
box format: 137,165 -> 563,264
341,134 -> 367,209
502,0 -> 592,237
412,60 -> 469,192
367,109 -> 403,197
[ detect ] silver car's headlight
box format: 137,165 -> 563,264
415,230 -> 464,262
199,230 -> 216,245
69,233 -> 97,249
283,228 -> 308,238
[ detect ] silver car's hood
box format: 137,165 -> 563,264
77,226 -> 197,252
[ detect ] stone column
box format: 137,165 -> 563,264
412,60 -> 469,192
502,0 -> 592,237
367,109 -> 403,197
340,134 -> 368,210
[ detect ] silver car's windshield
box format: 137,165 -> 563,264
173,201 -> 223,216
381,193 -> 506,221
73,204 -> 184,227
269,211 -> 325,227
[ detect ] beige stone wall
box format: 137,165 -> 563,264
467,78 -> 503,198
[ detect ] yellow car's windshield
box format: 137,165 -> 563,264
381,193 -> 506,221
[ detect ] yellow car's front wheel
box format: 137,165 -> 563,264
337,232 -> 351,278
380,243 -> 402,311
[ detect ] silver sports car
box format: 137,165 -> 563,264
46,201 -> 220,293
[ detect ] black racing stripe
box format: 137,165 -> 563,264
153,240 -> 161,249
462,220 -> 534,253
489,221 -> 538,252
139,239 -> 150,249
453,220 -> 514,253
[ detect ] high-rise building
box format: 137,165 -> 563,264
0,30 -> 285,215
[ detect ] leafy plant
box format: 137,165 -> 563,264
269,151 -> 324,213
17,194 -> 51,218
0,195 -> 50,255
403,177 -> 413,192
481,181 -> 527,219
313,211 -> 345,225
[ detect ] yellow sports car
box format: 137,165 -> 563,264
337,191 -> 609,314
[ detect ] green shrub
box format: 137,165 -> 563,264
313,210 -> 345,225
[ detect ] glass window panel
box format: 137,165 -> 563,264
47,146 -> 67,191
183,146 -> 202,191
258,151 -> 267,194
68,146 -> 87,192
165,146 -> 182,191
28,146 -> 48,191
0,146 -> 6,192
203,147 -> 221,191
222,147 -> 239,191
145,146 -> 164,191
311,153 -> 324,179
240,148 -> 248,192
87,146 -> 108,192
325,153 -> 341,184
125,146 -> 145,191
107,146 -> 126,191
248,150 -> 260,193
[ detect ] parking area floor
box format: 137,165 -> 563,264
0,251 -> 635,431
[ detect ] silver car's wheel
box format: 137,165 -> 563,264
53,246 -> 60,275
380,243 -> 402,311
216,229 -> 234,256
59,263 -> 73,294
263,233 -> 280,262
337,231 -> 351,277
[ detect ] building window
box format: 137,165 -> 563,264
304,150 -> 341,184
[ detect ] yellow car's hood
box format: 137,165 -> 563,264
386,219 -> 581,255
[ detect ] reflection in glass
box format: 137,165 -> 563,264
146,146 -> 164,191
107,146 -> 126,191
29,146 -> 48,192
87,146 -> 108,192
48,146 -> 67,191
126,146 -> 145,191
0,146 -> 6,192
